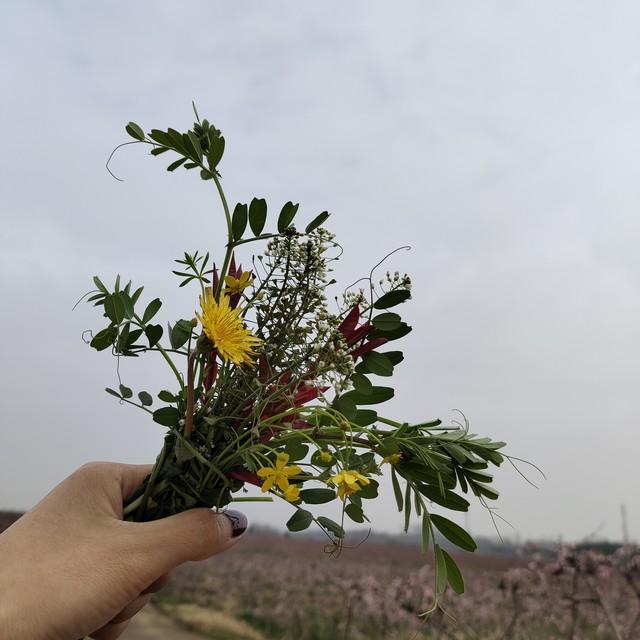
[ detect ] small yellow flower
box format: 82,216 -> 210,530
319,450 -> 333,463
328,469 -> 370,500
381,453 -> 403,466
197,289 -> 261,365
282,484 -> 300,502
256,452 -> 301,502
224,271 -> 253,296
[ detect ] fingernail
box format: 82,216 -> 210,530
223,509 -> 248,537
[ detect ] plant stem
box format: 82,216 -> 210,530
133,313 -> 184,388
184,353 -> 197,439
212,173 -> 234,300
135,440 -> 169,520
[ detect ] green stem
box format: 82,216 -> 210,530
133,313 -> 184,388
376,416 -> 404,428
134,441 -> 169,520
212,173 -> 234,300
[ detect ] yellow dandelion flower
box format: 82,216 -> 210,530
328,469 -> 370,500
224,271 -> 253,296
381,453 -> 403,466
197,289 -> 261,365
256,452 -> 301,495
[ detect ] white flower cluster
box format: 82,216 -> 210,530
252,228 -> 355,393
379,270 -> 411,290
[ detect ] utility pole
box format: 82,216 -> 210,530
621,504 -> 629,544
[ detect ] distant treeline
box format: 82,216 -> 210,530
0,511 -> 22,533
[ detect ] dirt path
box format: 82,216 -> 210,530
124,605 -> 205,639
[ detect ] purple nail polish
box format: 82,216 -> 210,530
223,509 -> 248,537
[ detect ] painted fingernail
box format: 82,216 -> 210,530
223,509 -> 248,537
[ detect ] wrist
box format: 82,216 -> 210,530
0,537 -> 38,639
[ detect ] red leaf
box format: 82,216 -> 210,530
338,305 -> 361,341
348,321 -> 373,345
203,352 -> 219,390
351,337 -> 388,359
228,469 -> 262,486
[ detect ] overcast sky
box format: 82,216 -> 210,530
1,1 -> 639,543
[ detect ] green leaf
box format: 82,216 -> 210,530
342,386 -> 394,405
116,322 -> 131,352
286,509 -> 313,532
207,135 -> 225,169
125,122 -> 145,141
305,211 -> 330,233
249,198 -> 267,236
403,482 -> 412,533
158,390 -> 177,402
377,436 -> 400,458
149,129 -> 172,147
345,502 -> 365,523
382,351 -> 405,366
90,327 -> 117,351
120,292 -> 135,319
167,157 -> 187,172
231,203 -> 248,241
416,485 -> 470,512
333,395 -> 357,421
170,319 -> 192,349
370,322 -> 412,341
145,324 -> 163,348
167,128 -> 188,154
442,549 -> 465,594
175,437 -> 196,464
353,409 -> 377,427
397,463 -> 456,490
421,513 -> 431,553
152,407 -> 180,427
299,488 -> 336,504
93,276 -> 108,293
105,387 -> 121,398
142,298 -> 162,324
473,483 -> 500,501
103,293 -> 125,324
360,352 -> 394,377
352,373 -> 373,395
187,131 -> 203,162
430,514 -> 477,552
119,384 -> 133,399
434,544 -> 448,595
277,201 -> 299,233
150,146 -> 169,156
373,289 -> 411,309
391,468 -> 403,511
131,286 -> 144,305
284,439 -> 308,461
372,312 -> 402,332
358,478 -> 379,499
138,391 -> 153,407
443,443 -> 470,465
317,516 -> 345,539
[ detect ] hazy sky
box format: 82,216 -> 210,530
1,1 -> 639,543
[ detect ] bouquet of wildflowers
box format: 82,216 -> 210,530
85,107 -> 508,608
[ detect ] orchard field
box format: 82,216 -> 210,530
153,531 -> 640,640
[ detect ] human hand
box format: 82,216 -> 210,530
0,462 -> 247,640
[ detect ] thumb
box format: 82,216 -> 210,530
135,508 -> 247,576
